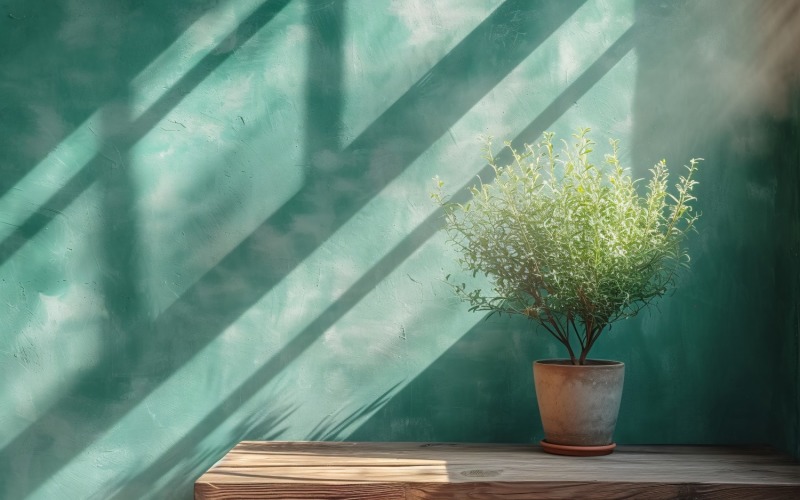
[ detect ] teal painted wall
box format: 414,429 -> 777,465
0,0 -> 797,498
783,92 -> 800,461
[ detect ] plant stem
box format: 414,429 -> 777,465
564,336 -> 577,365
579,324 -> 605,365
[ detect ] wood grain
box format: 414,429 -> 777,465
195,442 -> 800,499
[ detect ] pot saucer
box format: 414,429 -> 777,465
539,440 -> 616,456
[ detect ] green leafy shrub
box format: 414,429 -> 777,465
432,129 -> 700,365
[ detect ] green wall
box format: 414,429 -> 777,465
784,93 -> 800,460
0,0 -> 797,498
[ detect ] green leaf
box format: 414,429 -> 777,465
431,129 -> 702,361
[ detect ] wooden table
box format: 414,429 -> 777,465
195,441 -> 800,499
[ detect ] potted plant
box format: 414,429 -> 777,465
432,129 -> 700,456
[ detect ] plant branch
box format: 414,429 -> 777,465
433,130 -> 701,365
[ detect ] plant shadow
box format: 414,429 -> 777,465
350,316 -> 547,443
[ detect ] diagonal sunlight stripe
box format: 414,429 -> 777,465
0,122 -> 103,242
129,0 -> 267,121
0,0 -> 292,268
0,7 -> 218,204
0,1 -> 267,244
3,3 -> 590,498
91,22 -> 641,499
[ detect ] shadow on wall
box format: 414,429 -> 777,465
4,2 -> 794,500
0,0 -> 216,197
0,1 -> 591,498
0,1 -> 292,498
350,316 -> 545,443
771,95 -> 800,461
97,382 -> 404,499
352,0 -> 800,456
117,17 -> 645,494
347,23 -> 647,442
754,0 -> 800,461
626,0 -> 800,453
0,0 -> 294,266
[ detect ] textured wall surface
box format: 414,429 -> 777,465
0,0 -> 797,498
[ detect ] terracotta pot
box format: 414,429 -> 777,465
533,359 -> 625,448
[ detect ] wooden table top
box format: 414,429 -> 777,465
195,441 -> 800,499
